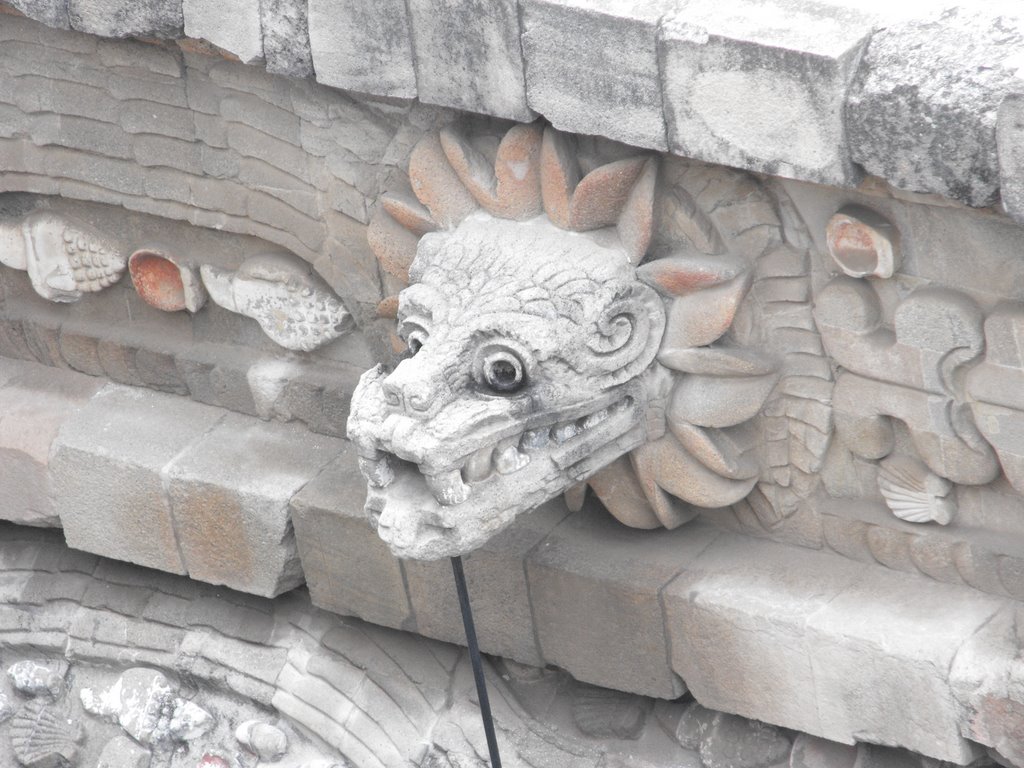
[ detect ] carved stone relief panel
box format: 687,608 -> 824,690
347,122 -> 832,559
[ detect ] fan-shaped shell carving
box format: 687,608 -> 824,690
10,698 -> 83,768
878,454 -> 956,525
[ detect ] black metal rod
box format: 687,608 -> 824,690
450,555 -> 502,768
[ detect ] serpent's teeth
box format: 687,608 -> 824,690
520,429 -> 549,451
426,470 -> 471,506
462,445 -> 495,483
359,453 -> 394,488
582,408 -> 609,430
551,422 -> 580,444
495,444 -> 530,474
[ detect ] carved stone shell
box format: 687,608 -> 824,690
877,454 -> 956,525
10,698 -> 83,768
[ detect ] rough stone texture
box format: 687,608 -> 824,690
258,0 -> 312,78
997,94 -> 1024,225
0,359 -> 103,526
665,534 -> 1005,763
307,0 -> 417,98
51,382 -> 224,573
289,443 -> 414,629
661,0 -> 872,186
68,0 -> 183,38
521,0 -> 667,150
407,0 -> 533,121
183,0 -> 263,63
403,499 -> 572,667
165,413 -> 344,596
528,504 -> 717,699
846,7 -> 1024,207
2,0 -> 68,28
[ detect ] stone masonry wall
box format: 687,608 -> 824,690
5,0 -> 1024,220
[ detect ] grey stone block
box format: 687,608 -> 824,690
182,0 -> 264,63
521,0 -> 667,150
664,534 -> 869,741
997,93 -> 1024,225
259,0 -> 313,78
661,0 -> 871,186
4,0 -> 69,29
804,568 -> 999,762
527,501 -> 718,698
404,498 -> 572,667
51,383 -> 225,573
290,443 -> 413,629
407,0 -> 532,121
308,0 -> 417,98
846,7 -> 1024,207
165,413 -> 344,596
0,360 -> 103,527
68,0 -> 183,38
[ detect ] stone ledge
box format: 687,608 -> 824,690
4,1 -> 1024,211
3,354 -> 1024,762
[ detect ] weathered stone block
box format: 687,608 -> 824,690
404,498 -> 572,666
407,0 -> 532,121
259,0 -> 313,78
805,568 -> 1002,762
182,0 -> 263,63
68,0 -> 183,38
997,93 -> 1024,225
4,0 -> 69,29
528,502 -> 718,698
166,413 -> 344,596
308,0 -> 417,98
0,360 -> 103,526
521,0 -> 667,150
846,7 -> 1024,207
290,443 -> 413,629
664,535 -> 868,739
661,0 -> 870,186
51,383 -> 224,573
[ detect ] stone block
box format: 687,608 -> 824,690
0,360 -> 103,526
182,0 -> 263,63
527,501 -> 719,698
68,0 -> 183,38
407,0 -> 532,121
997,93 -> 1024,225
663,535 -> 868,739
308,0 -> 417,98
404,498 -> 572,666
804,568 -> 1002,762
661,0 -> 871,186
290,442 -> 413,629
846,7 -> 1024,207
51,383 -> 225,573
166,413 -> 344,596
4,0 -> 69,29
259,0 -> 313,78
521,0 -> 667,150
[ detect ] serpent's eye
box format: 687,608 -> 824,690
407,329 -> 428,355
482,350 -> 526,393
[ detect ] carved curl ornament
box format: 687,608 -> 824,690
348,122 -> 804,559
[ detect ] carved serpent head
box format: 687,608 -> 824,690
348,123 -> 788,559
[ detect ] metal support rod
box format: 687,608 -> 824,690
450,555 -> 503,768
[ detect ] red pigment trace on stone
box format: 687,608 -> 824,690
129,252 -> 186,312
